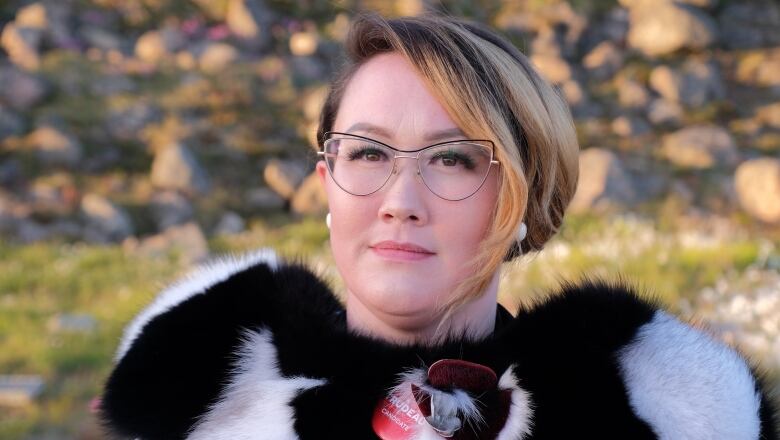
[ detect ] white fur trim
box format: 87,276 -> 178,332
187,329 -> 326,440
618,310 -> 762,439
115,248 -> 279,361
496,365 -> 534,440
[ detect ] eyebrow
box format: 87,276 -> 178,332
345,123 -> 467,143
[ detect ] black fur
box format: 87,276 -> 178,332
101,260 -> 779,439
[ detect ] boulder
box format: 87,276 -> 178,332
649,60 -> 724,107
226,0 -> 272,45
149,190 -> 194,230
245,187 -> 285,211
755,103 -> 780,129
736,49 -> 780,88
264,159 -> 307,200
126,221 -> 209,265
134,28 -> 185,64
48,313 -> 97,333
199,42 -> 239,73
0,106 -> 24,140
718,2 -> 780,49
0,375 -> 44,407
150,142 -> 210,195
648,98 -> 684,126
27,125 -> 82,167
735,158 -> 780,224
80,193 -> 134,242
617,78 -> 650,110
660,125 -> 739,169
626,2 -> 717,57
213,211 -> 245,235
530,53 -> 572,85
569,148 -> 637,213
611,115 -> 650,137
291,172 -> 328,215
0,66 -> 48,111
583,41 -> 624,80
290,31 -> 318,57
0,23 -> 42,70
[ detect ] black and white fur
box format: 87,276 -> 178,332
101,250 -> 778,439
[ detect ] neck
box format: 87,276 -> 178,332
346,271 -> 501,346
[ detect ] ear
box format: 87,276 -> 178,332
316,161 -> 328,187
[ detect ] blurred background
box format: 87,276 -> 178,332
0,0 -> 778,437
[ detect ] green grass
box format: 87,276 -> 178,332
1,214 -> 778,438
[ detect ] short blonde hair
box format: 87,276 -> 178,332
317,13 -> 579,325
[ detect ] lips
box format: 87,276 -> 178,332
370,241 -> 435,254
370,241 -> 435,261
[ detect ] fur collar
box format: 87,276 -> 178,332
101,250 -> 777,440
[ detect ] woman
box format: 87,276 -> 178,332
100,13 -> 777,439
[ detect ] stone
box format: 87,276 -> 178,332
617,78 -> 650,110
80,26 -> 123,50
611,115 -> 650,137
0,106 -> 24,140
264,159 -> 307,200
627,2 -> 717,57
756,103 -> 780,129
530,53 -> 572,85
226,0 -> 271,44
302,85 -> 329,122
649,60 -> 724,107
0,375 -> 44,407
0,66 -> 48,110
735,158 -> 780,224
90,74 -> 137,96
569,148 -> 637,213
135,28 -> 184,64
80,193 -> 134,242
583,41 -> 624,80
27,125 -> 83,166
48,313 -> 97,333
0,158 -> 21,185
648,98 -> 684,126
105,101 -> 161,142
213,211 -> 245,235
660,125 -> 739,169
736,50 -> 780,88
150,142 -> 210,195
0,23 -> 42,70
130,222 -> 209,265
15,3 -> 48,29
561,79 -> 586,107
199,42 -> 239,73
290,31 -> 318,57
718,2 -> 780,49
291,172 -> 328,215
245,187 -> 285,211
149,190 -> 194,230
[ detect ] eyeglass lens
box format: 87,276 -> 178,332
323,136 -> 494,201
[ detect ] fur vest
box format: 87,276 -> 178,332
100,249 -> 778,439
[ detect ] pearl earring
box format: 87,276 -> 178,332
517,221 -> 527,242
326,212 -> 331,229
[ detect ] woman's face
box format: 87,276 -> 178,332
316,52 -> 499,332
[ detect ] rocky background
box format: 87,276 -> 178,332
0,0 -> 779,437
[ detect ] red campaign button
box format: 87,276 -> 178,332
372,388 -> 428,440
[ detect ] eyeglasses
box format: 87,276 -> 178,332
318,132 -> 499,201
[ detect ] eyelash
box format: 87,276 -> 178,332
346,145 -> 387,161
430,150 -> 476,169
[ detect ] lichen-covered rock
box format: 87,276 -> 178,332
660,125 -> 738,169
649,60 -> 724,107
570,148 -> 637,213
734,158 -> 780,224
627,2 -> 717,57
150,142 -> 210,195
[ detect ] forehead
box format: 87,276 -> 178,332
333,52 -> 461,143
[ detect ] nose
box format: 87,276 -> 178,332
377,158 -> 429,225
